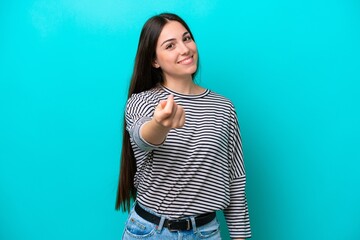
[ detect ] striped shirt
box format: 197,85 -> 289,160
125,85 -> 251,238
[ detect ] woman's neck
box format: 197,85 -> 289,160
162,77 -> 204,95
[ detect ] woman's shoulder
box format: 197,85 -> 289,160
207,90 -> 236,109
127,87 -> 164,106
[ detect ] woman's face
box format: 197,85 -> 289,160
153,21 -> 198,82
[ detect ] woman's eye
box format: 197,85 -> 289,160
183,36 -> 192,42
166,43 -> 175,49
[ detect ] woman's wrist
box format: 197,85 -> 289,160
140,118 -> 170,145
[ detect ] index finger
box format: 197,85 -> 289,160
164,95 -> 174,112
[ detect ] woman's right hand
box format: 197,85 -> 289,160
153,95 -> 185,129
140,95 -> 185,145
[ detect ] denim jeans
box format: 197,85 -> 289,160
122,203 -> 222,240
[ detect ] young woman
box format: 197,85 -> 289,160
116,13 -> 251,240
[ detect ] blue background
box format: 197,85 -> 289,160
1,0 -> 359,239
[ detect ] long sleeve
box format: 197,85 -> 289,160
125,92 -> 163,152
224,176 -> 251,238
224,106 -> 251,238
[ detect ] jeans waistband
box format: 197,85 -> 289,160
134,202 -> 216,232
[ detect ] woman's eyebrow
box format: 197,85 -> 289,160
160,32 -> 190,46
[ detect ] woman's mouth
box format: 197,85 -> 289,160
178,56 -> 193,65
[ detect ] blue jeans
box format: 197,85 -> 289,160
122,203 -> 222,240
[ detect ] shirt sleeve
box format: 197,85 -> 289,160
224,106 -> 252,239
125,93 -> 163,152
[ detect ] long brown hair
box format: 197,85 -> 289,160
115,13 -> 198,211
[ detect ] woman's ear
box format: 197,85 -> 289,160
152,59 -> 160,68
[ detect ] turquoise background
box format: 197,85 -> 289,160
1,0 -> 359,239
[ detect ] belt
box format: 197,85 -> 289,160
134,203 -> 216,231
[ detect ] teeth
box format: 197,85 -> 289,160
179,57 -> 192,64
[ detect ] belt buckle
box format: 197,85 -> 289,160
167,219 -> 191,231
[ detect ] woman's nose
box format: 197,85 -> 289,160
178,43 -> 190,55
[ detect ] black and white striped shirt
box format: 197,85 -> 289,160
126,85 -> 251,238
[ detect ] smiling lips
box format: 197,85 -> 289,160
178,56 -> 194,65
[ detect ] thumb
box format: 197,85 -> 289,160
159,100 -> 167,109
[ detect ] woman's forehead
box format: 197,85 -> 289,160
158,21 -> 188,42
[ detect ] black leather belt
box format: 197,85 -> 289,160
134,203 -> 216,231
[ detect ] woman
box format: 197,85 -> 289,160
116,13 -> 251,239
